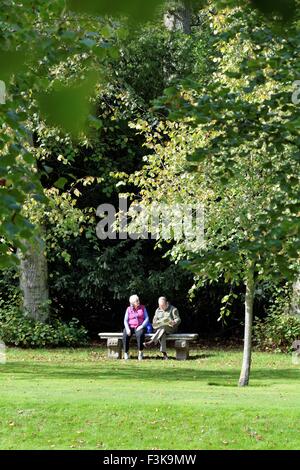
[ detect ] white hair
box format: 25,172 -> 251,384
158,296 -> 168,303
129,294 -> 139,306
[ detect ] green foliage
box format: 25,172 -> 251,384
46,236 -> 195,331
78,240 -> 193,302
1,0 -> 299,267
22,188 -> 87,264
254,312 -> 300,352
2,0 -> 299,341
0,305 -> 88,347
0,268 -> 20,305
249,0 -> 297,22
66,0 -> 164,22
131,3 -> 300,287
37,72 -> 99,136
253,283 -> 300,351
8,13 -> 202,333
0,0 -> 117,262
111,23 -> 209,104
218,289 -> 238,322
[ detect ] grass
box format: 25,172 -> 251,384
0,346 -> 300,450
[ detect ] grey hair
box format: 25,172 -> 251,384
158,296 -> 168,303
129,294 -> 139,306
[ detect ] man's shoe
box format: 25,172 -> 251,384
124,352 -> 130,360
138,351 -> 143,361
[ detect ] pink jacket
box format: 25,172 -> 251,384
124,305 -> 149,330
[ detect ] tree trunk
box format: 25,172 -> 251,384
238,262 -> 256,387
18,238 -> 49,322
164,1 -> 192,34
181,1 -> 192,34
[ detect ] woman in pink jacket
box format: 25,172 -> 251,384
123,294 -> 149,361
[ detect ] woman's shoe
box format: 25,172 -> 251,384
138,351 -> 143,361
124,352 -> 130,360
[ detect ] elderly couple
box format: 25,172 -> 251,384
123,294 -> 181,360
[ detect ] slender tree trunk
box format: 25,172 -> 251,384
18,237 -> 49,322
238,262 -> 256,387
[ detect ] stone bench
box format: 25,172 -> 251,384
98,332 -> 199,360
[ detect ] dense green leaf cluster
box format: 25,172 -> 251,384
0,305 -> 88,347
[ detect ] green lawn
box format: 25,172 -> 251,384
0,347 -> 299,450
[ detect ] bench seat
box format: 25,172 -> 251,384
98,332 -> 199,360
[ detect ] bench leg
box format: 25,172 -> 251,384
107,338 -> 122,359
292,351 -> 300,365
175,340 -> 189,360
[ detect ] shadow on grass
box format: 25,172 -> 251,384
206,381 -> 270,387
145,353 -> 214,360
191,353 -> 215,359
1,361 -> 299,385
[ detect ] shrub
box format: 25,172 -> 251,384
0,306 -> 88,348
253,282 -> 300,352
254,312 -> 300,353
